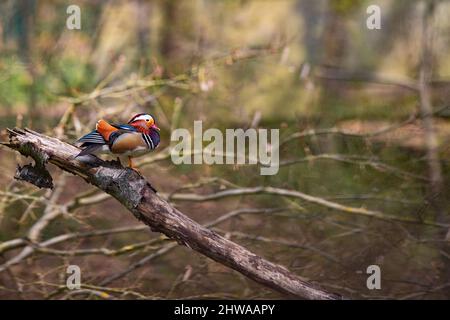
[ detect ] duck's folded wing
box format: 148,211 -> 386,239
76,130 -> 109,157
112,124 -> 139,132
76,144 -> 107,157
76,130 -> 106,145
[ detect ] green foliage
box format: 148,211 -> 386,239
330,0 -> 367,16
0,56 -> 31,107
48,58 -> 96,96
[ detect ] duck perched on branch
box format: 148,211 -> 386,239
76,113 -> 160,169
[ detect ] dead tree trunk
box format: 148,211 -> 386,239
2,128 -> 341,300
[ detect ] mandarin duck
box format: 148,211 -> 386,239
75,113 -> 160,170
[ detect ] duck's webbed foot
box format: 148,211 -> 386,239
127,156 -> 141,174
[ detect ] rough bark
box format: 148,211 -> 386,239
2,128 -> 342,300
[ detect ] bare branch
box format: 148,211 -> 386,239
167,186 -> 448,228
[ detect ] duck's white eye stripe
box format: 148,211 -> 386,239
134,115 -> 153,122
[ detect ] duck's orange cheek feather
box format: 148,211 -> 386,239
96,120 -> 119,141
110,134 -> 146,154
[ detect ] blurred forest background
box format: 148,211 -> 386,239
0,0 -> 449,299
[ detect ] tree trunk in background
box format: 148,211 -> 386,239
160,0 -> 197,75
136,0 -> 152,73
419,0 -> 450,294
15,0 -> 37,120
297,0 -> 325,65
419,0 -> 445,224
321,3 -> 347,69
376,0 -> 416,56
315,0 -> 353,127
